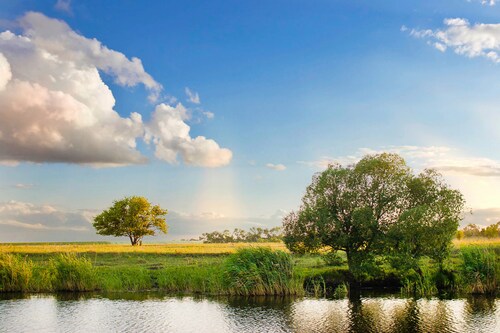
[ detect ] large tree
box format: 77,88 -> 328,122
283,153 -> 464,275
93,196 -> 168,245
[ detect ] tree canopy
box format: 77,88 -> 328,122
283,153 -> 465,276
93,196 -> 168,245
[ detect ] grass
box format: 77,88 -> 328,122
223,247 -> 301,295
0,242 -> 287,255
0,239 -> 498,295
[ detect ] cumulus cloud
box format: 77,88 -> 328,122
0,52 -> 11,90
0,12 -> 231,168
185,87 -> 200,104
266,163 -> 286,171
407,17 -> 500,63
145,103 -> 232,167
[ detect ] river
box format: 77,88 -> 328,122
0,292 -> 498,332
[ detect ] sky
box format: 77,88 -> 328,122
0,0 -> 499,242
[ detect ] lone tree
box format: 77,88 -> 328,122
93,196 -> 168,245
283,153 -> 464,277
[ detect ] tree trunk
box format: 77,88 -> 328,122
129,235 -> 140,246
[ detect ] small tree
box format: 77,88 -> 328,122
93,196 -> 168,245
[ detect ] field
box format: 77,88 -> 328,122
0,239 -> 498,295
0,242 -> 287,255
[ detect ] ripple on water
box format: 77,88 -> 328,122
0,294 -> 498,333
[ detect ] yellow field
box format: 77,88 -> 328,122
452,238 -> 500,248
0,238 -> 498,255
0,242 -> 288,254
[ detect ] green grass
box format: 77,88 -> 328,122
223,247 -> 301,296
0,241 -> 498,296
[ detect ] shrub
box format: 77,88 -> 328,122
223,247 -> 298,295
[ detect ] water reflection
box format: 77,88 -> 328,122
0,292 -> 497,333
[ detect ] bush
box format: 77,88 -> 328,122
0,254 -> 33,292
53,253 -> 98,291
223,247 -> 299,295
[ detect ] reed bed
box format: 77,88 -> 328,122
223,247 -> 303,296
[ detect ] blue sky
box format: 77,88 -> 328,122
0,0 -> 499,242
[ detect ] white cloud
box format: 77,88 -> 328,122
202,111 -> 215,119
0,200 -> 57,215
408,17 -> 500,63
0,200 -> 101,242
146,103 -> 232,167
54,0 -> 72,14
0,12 -> 231,168
266,163 -> 286,171
468,0 -> 496,6
0,52 -> 11,91
185,87 -> 200,104
13,183 -> 34,189
300,146 -> 500,177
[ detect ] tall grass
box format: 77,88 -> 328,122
0,254 -> 33,292
460,246 -> 498,294
52,253 -> 98,291
223,247 -> 302,296
400,267 -> 438,297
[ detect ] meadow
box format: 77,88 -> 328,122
0,239 -> 498,296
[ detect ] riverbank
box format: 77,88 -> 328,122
0,240 -> 499,295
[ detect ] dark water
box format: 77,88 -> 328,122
0,292 -> 498,333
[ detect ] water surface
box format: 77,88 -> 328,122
0,292 -> 498,332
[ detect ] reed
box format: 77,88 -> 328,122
52,253 -> 98,291
460,246 -> 498,294
223,247 -> 301,296
0,254 -> 33,292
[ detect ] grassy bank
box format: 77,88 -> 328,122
0,240 -> 498,296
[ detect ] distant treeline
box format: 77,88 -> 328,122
199,227 -> 283,243
458,222 -> 500,239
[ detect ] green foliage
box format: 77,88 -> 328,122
305,276 -> 326,296
460,247 -> 498,294
321,251 -> 344,266
283,153 -> 465,278
52,253 -> 98,291
460,222 -> 500,239
482,222 -> 500,238
0,254 -> 33,292
223,247 -> 299,295
200,227 -> 283,243
93,196 -> 168,245
333,282 -> 348,298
